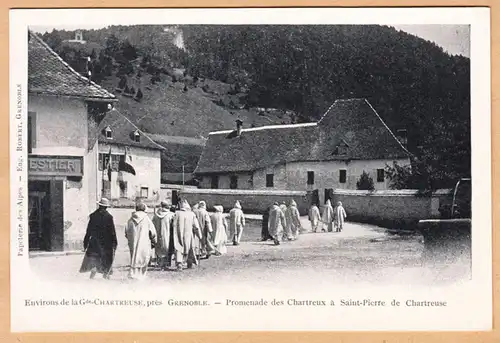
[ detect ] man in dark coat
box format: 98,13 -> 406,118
79,198 -> 117,279
261,205 -> 273,241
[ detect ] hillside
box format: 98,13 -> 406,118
98,74 -> 293,137
39,25 -> 471,189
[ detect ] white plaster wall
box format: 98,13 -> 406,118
28,95 -> 97,249
253,158 -> 410,204
63,178 -> 89,247
28,95 -> 88,155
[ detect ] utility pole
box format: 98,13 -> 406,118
182,164 -> 185,188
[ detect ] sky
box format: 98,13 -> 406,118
31,24 -> 470,58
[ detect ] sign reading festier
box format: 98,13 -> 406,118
28,156 -> 83,176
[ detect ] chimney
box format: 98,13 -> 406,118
396,129 -> 408,148
236,119 -> 243,136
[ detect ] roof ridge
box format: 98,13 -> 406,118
111,109 -> 167,150
148,133 -> 207,145
317,100 -> 339,123
29,30 -> 116,100
363,99 -> 411,155
317,98 -> 368,124
208,122 -> 317,136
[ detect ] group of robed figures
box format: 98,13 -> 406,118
79,197 -> 247,280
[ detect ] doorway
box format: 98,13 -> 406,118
312,189 -> 320,206
28,179 -> 64,251
28,181 -> 50,251
324,188 -> 334,204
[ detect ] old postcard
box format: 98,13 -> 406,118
9,7 -> 491,332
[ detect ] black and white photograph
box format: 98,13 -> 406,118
9,7 -> 491,332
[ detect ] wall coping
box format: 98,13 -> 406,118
333,188 -> 453,197
180,188 -> 308,196
161,184 -> 197,190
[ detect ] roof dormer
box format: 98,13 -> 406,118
132,130 -> 140,142
333,139 -> 349,156
104,126 -> 112,139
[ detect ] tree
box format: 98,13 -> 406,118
120,39 -> 138,61
118,76 -> 127,89
356,171 -> 375,191
104,34 -> 120,56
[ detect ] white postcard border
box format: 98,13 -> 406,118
9,7 -> 492,332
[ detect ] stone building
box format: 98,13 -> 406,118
195,98 -> 411,205
97,109 -> 165,201
27,31 -> 116,251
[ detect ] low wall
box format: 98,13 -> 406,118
331,189 -> 453,231
178,188 -> 313,215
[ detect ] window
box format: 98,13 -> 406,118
104,126 -> 112,139
140,187 -> 149,198
339,169 -> 347,183
377,169 -> 385,183
307,171 -> 314,185
28,116 -> 32,154
230,175 -> 238,189
266,174 -> 274,188
119,181 -> 128,198
211,175 -> 219,189
99,153 -> 121,171
133,130 -> 140,142
28,112 -> 36,153
98,153 -> 109,171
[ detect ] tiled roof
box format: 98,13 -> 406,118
98,109 -> 166,151
148,133 -> 206,173
148,133 -> 206,147
28,31 -> 116,101
195,99 -> 409,174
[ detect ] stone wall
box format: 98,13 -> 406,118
330,189 -> 453,231
178,188 -> 313,215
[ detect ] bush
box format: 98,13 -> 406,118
356,171 -> 375,191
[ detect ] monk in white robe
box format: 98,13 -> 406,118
279,201 -> 290,239
308,203 -> 321,233
125,203 -> 157,280
269,202 -> 286,245
334,201 -> 347,232
229,201 -> 245,245
173,200 -> 202,270
194,201 -> 214,259
152,200 -> 174,270
321,199 -> 334,232
285,200 -> 302,240
211,205 -> 228,255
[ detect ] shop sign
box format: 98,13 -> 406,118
28,155 -> 84,177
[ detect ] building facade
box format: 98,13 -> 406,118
195,98 -> 411,205
97,110 -> 165,202
28,31 -> 116,251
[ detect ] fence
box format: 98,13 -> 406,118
178,188 -> 313,215
331,189 -> 453,231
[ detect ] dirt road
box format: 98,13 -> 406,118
29,217 -> 470,288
